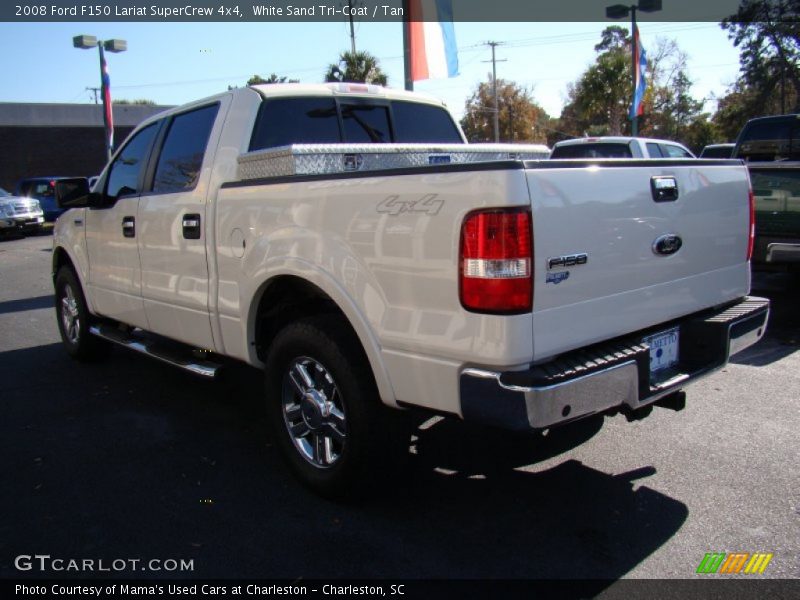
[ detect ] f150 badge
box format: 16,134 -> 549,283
547,253 -> 588,270
546,253 -> 587,284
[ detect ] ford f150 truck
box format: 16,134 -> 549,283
52,83 -> 769,497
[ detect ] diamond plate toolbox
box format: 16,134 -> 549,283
237,143 -> 551,180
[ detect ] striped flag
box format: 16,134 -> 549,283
100,45 -> 114,152
630,24 -> 647,119
408,0 -> 459,81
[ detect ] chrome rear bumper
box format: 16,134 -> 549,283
460,296 -> 770,431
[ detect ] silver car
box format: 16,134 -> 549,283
0,187 -> 44,235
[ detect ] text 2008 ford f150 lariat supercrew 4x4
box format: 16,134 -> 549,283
52,84 -> 769,496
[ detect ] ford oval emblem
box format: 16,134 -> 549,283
653,234 -> 683,256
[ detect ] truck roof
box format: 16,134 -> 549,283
554,136 -> 687,147
249,82 -> 449,108
130,83 -> 452,135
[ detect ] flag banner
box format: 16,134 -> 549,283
408,0 -> 458,81
100,46 -> 114,151
630,24 -> 647,120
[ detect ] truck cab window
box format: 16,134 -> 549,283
392,101 -> 463,143
249,98 -> 340,150
646,143 -> 664,158
662,144 -> 693,158
340,104 -> 391,143
153,104 -> 220,193
106,123 -> 159,200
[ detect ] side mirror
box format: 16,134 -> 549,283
55,178 -> 98,209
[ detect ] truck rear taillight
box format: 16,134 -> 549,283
459,208 -> 532,314
747,187 -> 755,261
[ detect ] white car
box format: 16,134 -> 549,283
0,187 -> 44,235
551,136 -> 695,159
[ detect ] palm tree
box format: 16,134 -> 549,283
247,73 -> 299,86
324,51 -> 388,86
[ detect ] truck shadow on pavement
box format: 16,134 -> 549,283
0,294 -> 53,316
2,342 -> 687,587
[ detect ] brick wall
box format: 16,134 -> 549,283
0,126 -> 136,191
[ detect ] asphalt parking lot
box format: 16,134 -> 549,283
0,232 -> 798,590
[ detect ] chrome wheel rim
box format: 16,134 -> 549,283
281,356 -> 347,469
60,284 -> 80,345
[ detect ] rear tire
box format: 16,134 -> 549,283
265,316 -> 408,499
54,267 -> 106,361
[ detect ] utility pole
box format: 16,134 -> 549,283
482,41 -> 506,143
86,86 -> 100,104
346,0 -> 357,54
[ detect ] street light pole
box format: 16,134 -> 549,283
630,5 -> 638,136
606,0 -> 662,137
73,35 -> 127,162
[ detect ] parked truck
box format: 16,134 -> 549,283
733,114 -> 800,271
52,84 -> 769,497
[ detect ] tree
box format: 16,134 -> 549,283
638,38 -> 704,141
560,28 -> 632,136
560,27 -> 708,145
113,99 -> 156,105
460,77 -> 550,143
247,73 -> 299,86
324,51 -> 388,85
721,0 -> 800,115
712,81 -> 766,141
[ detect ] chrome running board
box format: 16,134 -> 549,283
89,324 -> 221,378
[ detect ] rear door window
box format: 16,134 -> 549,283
152,104 -> 219,193
646,143 -> 664,158
661,144 -> 693,158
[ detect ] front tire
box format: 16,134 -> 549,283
265,316 -> 408,499
54,267 -> 106,361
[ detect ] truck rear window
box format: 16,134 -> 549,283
249,96 -> 463,150
751,169 -> 800,203
551,143 -> 633,159
739,118 -> 800,142
391,101 -> 463,143
249,97 -> 341,150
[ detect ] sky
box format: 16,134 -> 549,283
0,20 -> 742,121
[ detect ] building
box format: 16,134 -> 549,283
0,102 -> 172,191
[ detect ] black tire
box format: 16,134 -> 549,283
54,267 -> 106,361
265,316 -> 408,499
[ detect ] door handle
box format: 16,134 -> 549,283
651,176 -> 679,202
182,213 -> 201,240
122,216 -> 135,238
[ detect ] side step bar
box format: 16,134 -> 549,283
89,324 -> 222,378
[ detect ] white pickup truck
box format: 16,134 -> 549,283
550,136 -> 695,159
52,83 -> 769,497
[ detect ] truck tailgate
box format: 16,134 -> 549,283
526,161 -> 751,362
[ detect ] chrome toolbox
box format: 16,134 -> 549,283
237,143 -> 551,180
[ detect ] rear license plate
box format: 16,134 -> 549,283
643,327 -> 679,375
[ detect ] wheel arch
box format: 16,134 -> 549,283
249,270 -> 397,408
52,245 -> 96,315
